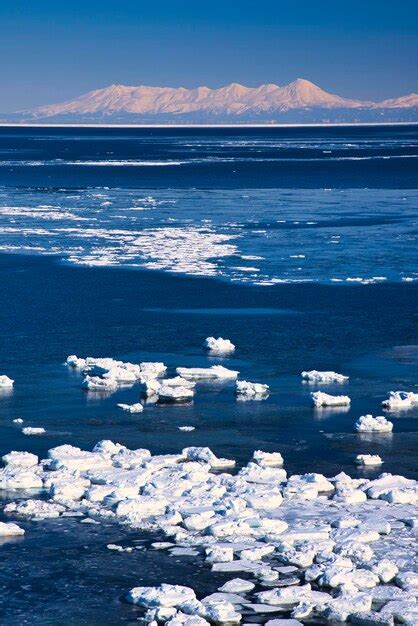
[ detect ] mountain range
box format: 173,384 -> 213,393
11,79 -> 418,124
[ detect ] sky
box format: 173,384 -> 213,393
0,0 -> 417,111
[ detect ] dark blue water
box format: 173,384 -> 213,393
0,126 -> 417,624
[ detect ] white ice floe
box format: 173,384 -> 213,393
356,455 -> 383,466
0,375 -> 14,387
236,380 -> 269,398
382,390 -> 418,410
252,450 -> 284,467
204,337 -> 235,354
0,521 -> 25,536
158,385 -> 194,403
301,370 -> 349,384
176,366 -> 239,380
311,391 -> 351,408
117,403 -> 144,413
12,418 -> 23,424
2,451 -> 38,467
178,426 -> 195,432
4,499 -> 65,520
21,427 -> 46,436
355,415 -> 393,433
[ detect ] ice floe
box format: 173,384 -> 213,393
117,403 -> 144,413
176,366 -> 239,380
21,427 -> 46,436
311,391 -> 351,408
204,337 -> 235,354
355,415 -> 393,433
0,521 -> 25,536
236,380 -> 269,398
0,374 -> 14,387
301,370 -> 348,384
356,455 -> 383,466
382,390 -> 418,411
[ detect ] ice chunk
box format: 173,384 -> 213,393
205,546 -> 234,563
218,579 -> 255,593
0,375 -> 14,387
355,415 -> 393,433
176,366 -> 239,380
301,370 -> 348,383
117,403 -> 144,413
236,380 -> 269,397
127,584 -> 196,607
252,450 -> 284,466
311,391 -> 350,407
4,499 -> 65,520
22,427 -> 46,435
382,390 -> 418,410
0,521 -> 25,536
2,451 -> 38,467
356,454 -> 383,466
182,447 -> 235,469
178,426 -> 195,432
82,375 -> 118,391
322,592 -> 373,621
203,601 -> 241,623
158,385 -> 194,403
204,337 -> 235,354
370,559 -> 398,583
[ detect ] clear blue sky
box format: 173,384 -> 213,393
1,0 -> 417,111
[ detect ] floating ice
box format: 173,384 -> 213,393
236,380 -> 269,397
204,337 -> 235,354
311,391 -> 351,407
0,438 -> 417,623
356,455 -> 383,466
301,370 -> 348,384
2,451 -> 38,467
252,451 -> 284,467
158,385 -> 194,403
382,390 -> 418,410
355,415 -> 393,433
117,403 -> 144,413
178,426 -> 195,432
0,521 -> 25,536
22,427 -> 46,436
0,374 -> 14,387
176,366 -> 239,380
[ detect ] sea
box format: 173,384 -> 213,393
0,125 -> 417,624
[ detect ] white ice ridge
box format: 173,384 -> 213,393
204,337 -> 235,354
176,365 -> 239,380
1,440 -> 417,624
301,370 -> 349,384
311,391 -> 351,408
356,455 -> 383,466
382,390 -> 418,410
355,415 -> 393,433
236,380 -> 269,397
0,374 -> 14,387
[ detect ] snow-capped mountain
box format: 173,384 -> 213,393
17,79 -> 418,123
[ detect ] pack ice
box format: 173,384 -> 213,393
1,440 -> 417,624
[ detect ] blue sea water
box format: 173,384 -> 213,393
0,125 -> 417,624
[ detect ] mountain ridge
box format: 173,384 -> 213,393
15,79 -> 418,123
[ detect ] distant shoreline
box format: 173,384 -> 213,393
0,121 -> 417,128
